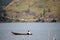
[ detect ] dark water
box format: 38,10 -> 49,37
0,0 -> 12,6
0,0 -> 12,13
0,23 -> 60,40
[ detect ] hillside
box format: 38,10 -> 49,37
0,0 -> 60,22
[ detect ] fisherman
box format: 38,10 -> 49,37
27,30 -> 31,35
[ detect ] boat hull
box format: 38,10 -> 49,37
11,32 -> 32,35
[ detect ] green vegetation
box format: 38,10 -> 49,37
0,0 -> 60,22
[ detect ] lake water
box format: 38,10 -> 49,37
0,23 -> 60,40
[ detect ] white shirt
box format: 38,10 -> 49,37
28,32 -> 31,34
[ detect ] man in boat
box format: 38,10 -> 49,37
27,30 -> 31,35
11,30 -> 32,35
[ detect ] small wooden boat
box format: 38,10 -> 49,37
11,32 -> 32,35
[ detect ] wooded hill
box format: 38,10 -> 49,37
0,0 -> 60,22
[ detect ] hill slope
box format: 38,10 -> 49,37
2,0 -> 60,22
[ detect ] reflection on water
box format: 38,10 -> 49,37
0,23 -> 60,40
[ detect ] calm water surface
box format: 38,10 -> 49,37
0,23 -> 60,40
